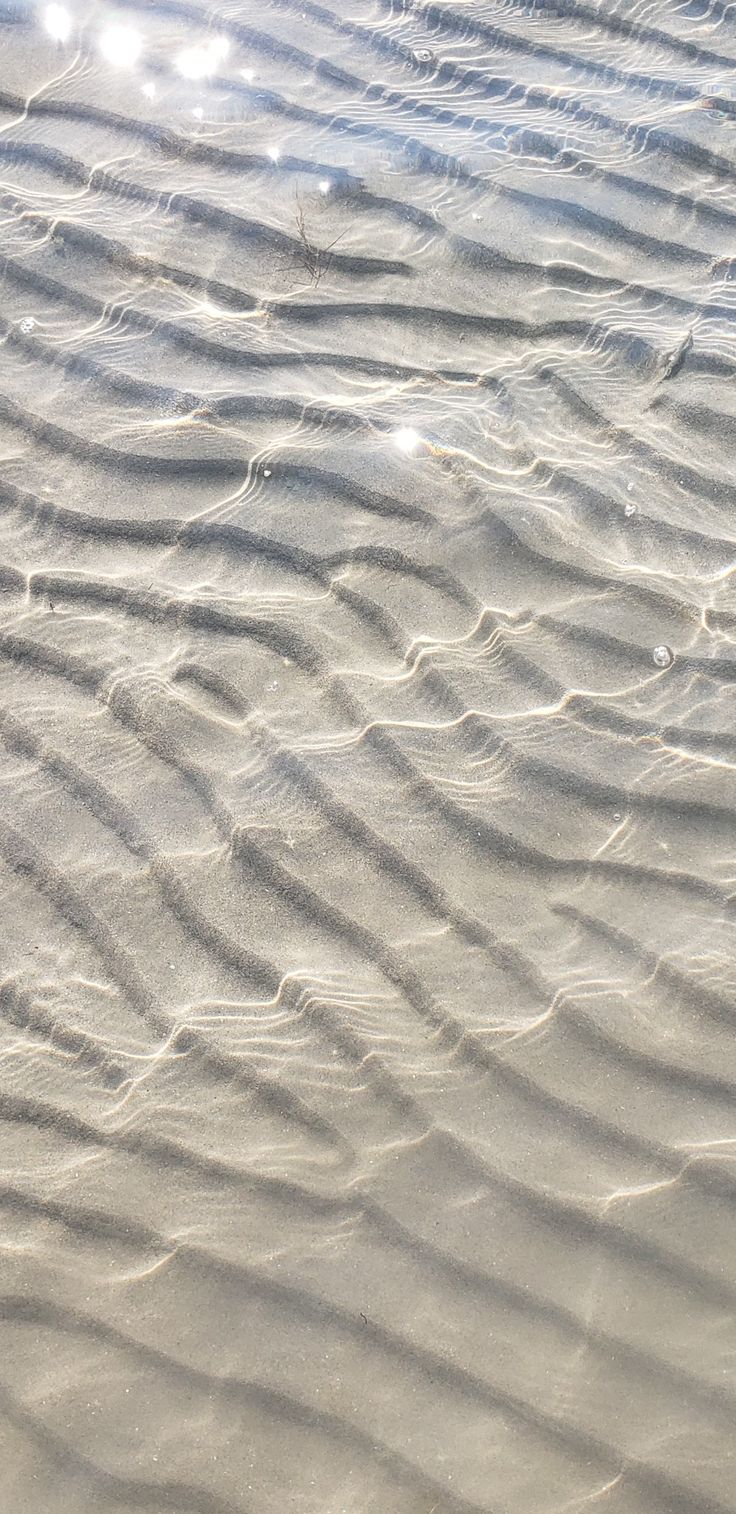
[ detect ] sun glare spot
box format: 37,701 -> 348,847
44,3 -> 71,42
99,24 -> 142,68
175,37 -> 229,79
394,426 -> 421,455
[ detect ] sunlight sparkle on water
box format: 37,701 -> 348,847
99,24 -> 142,68
44,3 -> 71,41
394,427 -> 421,455
175,37 -> 229,78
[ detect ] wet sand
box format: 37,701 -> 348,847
1,1 -> 736,1510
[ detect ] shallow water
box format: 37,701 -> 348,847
0,1 -> 735,1510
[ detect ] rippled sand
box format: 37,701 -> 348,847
1,1 -> 736,1510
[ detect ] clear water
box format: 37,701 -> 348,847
0,1 -> 735,1510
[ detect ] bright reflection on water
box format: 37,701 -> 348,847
98,22 -> 142,68
43,2 -> 71,42
393,426 -> 422,454
175,35 -> 230,80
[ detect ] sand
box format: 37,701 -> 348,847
0,0 -> 735,1510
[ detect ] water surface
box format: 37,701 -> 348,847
1,1 -> 736,1510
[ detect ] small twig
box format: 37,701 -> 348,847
658,327 -> 693,382
294,193 -> 347,284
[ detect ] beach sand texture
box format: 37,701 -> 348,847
1,1 -> 736,1510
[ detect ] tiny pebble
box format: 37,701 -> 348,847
624,502 -> 637,516
264,468 -> 272,477
19,317 -> 35,334
653,644 -> 674,669
413,47 -> 434,63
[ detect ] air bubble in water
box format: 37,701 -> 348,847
653,644 -> 674,669
413,48 -> 433,63
19,318 -> 35,334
